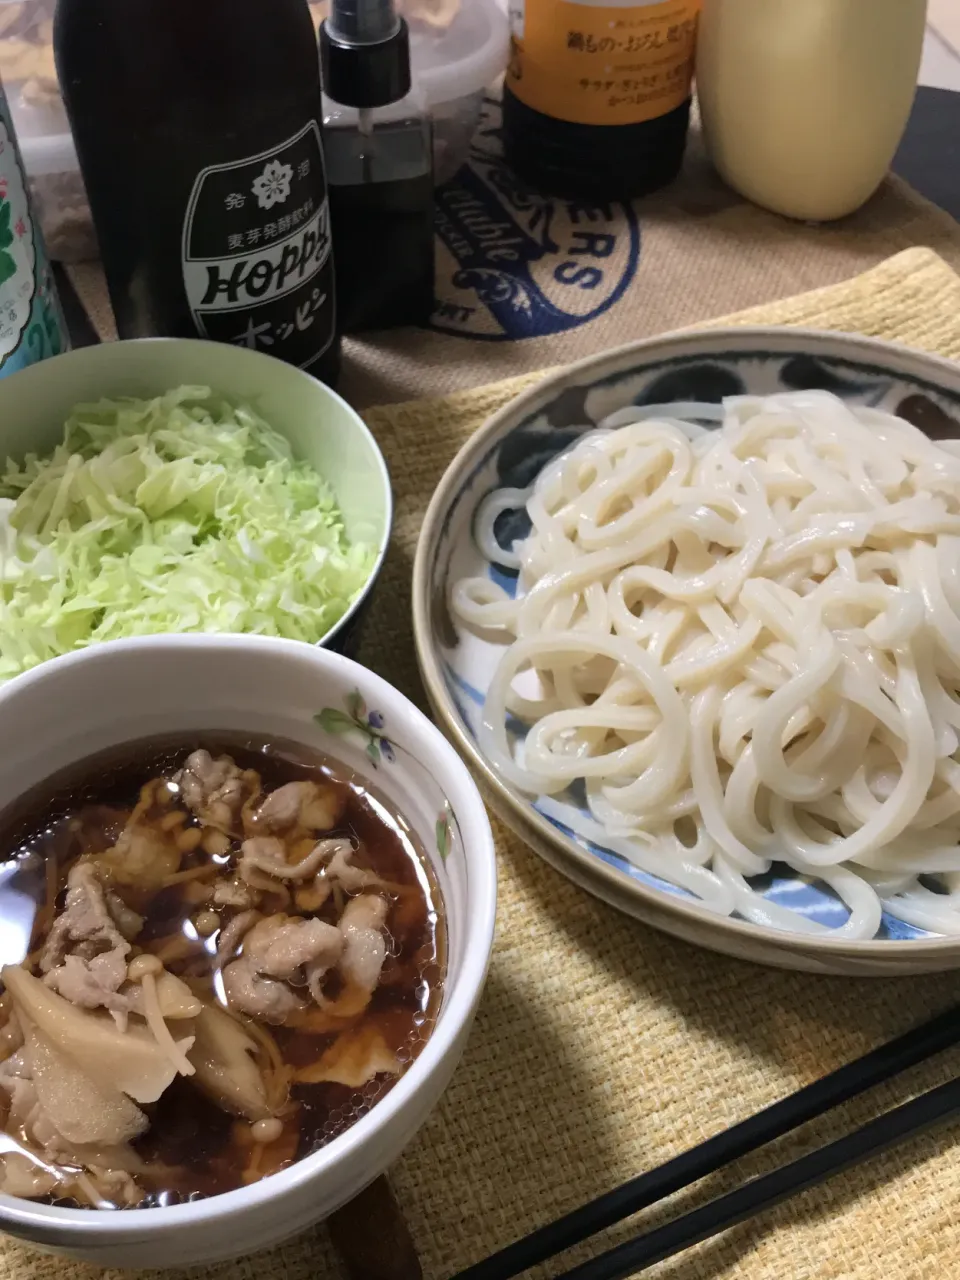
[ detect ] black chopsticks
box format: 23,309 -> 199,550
555,1074 -> 960,1279
452,1003 -> 960,1280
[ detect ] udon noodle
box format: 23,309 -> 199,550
453,391 -> 960,938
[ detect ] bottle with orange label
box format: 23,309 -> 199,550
502,0 -> 701,200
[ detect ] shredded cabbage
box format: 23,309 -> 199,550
0,386 -> 377,682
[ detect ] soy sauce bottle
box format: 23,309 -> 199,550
54,0 -> 340,385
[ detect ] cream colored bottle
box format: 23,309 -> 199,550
696,0 -> 927,221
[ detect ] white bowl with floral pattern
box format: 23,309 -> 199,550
0,633 -> 496,1268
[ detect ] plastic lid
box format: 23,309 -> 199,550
408,0 -> 508,108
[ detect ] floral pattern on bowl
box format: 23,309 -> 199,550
316,690 -> 461,864
316,689 -> 396,765
414,327 -> 960,968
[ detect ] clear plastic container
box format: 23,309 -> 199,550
408,0 -> 509,183
311,0 -> 509,183
0,0 -> 98,263
0,0 -> 507,267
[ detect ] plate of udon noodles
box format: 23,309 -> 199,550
413,328 -> 960,974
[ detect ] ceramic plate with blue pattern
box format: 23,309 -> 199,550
413,328 -> 960,974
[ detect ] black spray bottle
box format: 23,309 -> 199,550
320,0 -> 434,333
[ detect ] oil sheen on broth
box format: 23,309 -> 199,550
0,735 -> 445,1208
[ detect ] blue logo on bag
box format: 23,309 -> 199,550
431,98 -> 640,342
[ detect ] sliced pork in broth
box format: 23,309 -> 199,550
0,736 -> 444,1208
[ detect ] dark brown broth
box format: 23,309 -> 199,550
0,734 -> 445,1208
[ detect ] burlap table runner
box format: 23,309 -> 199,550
66,105 -> 960,410
9,135 -> 960,1279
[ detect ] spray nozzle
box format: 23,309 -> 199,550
321,0 -> 411,108
327,0 -> 401,46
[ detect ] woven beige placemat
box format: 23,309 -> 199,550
3,245 -> 959,1280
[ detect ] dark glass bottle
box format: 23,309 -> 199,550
501,0 -> 701,202
54,0 -> 340,385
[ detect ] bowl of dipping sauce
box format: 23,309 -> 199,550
0,632 -> 496,1267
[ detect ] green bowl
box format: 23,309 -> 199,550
0,337 -> 392,653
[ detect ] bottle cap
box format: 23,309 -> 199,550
321,0 -> 412,109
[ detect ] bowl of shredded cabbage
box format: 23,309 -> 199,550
0,338 -> 391,681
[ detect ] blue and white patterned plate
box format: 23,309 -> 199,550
413,328 -> 960,975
